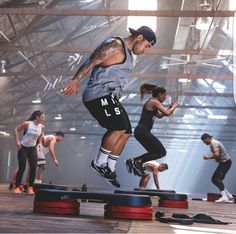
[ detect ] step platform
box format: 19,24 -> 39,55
33,189 -> 153,220
33,199 -> 80,215
115,190 -> 188,209
134,188 -> 176,193
115,189 -> 180,198
33,183 -> 68,194
207,192 -> 236,202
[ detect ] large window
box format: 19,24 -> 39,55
127,0 -> 157,31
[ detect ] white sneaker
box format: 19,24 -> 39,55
215,197 -> 229,203
227,198 -> 235,203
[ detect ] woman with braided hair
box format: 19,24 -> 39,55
125,83 -> 178,176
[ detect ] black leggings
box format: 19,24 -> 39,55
211,159 -> 232,191
15,145 -> 38,187
134,125 -> 166,163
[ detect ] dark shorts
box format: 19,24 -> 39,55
84,94 -> 132,134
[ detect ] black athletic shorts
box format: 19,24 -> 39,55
84,93 -> 132,134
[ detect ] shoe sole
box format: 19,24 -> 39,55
125,160 -> 133,174
90,161 -> 116,180
214,201 -> 228,203
90,161 -> 105,179
105,179 -> 120,188
227,200 -> 234,203
133,161 -> 146,177
133,167 -> 142,177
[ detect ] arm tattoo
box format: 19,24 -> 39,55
90,39 -> 123,63
72,59 -> 93,81
72,39 -> 123,81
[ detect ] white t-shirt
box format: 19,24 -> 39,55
143,160 -> 159,172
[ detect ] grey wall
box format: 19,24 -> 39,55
0,134 -> 235,196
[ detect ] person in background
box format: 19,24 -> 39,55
35,131 -> 64,183
139,161 -> 168,189
9,131 -> 64,189
13,110 -> 44,195
201,133 -> 234,203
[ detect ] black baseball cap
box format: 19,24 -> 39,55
201,133 -> 213,140
55,131 -> 64,137
129,26 -> 156,46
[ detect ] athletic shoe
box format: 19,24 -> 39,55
13,187 -> 21,194
125,159 -> 133,174
27,186 -> 35,195
133,159 -> 146,177
8,183 -> 14,191
90,160 -> 116,180
23,184 -> 28,193
214,197 -> 229,203
106,178 -> 121,188
19,184 -> 25,190
227,198 -> 235,203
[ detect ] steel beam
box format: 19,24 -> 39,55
0,8 -> 234,17
0,71 -> 232,80
0,45 -> 232,56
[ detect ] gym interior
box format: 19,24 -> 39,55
0,0 -> 236,233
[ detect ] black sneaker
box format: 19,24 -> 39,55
8,183 -> 14,191
106,178 -> 121,188
23,184 -> 28,193
133,160 -> 146,177
90,160 -> 116,180
125,159 -> 133,174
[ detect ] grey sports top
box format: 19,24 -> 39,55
210,139 -> 230,162
82,37 -> 135,102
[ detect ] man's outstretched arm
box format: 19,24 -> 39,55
63,39 -> 123,96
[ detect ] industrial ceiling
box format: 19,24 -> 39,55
0,0 -> 235,153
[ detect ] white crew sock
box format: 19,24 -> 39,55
225,188 -> 233,199
34,179 -> 42,184
107,154 -> 119,172
95,147 -> 111,166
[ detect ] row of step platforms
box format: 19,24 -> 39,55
31,183 -> 235,220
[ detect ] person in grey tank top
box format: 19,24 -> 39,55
201,133 -> 234,203
63,26 -> 156,188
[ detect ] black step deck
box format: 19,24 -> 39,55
35,189 -> 152,207
115,190 -> 188,200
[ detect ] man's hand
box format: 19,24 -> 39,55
62,80 -> 79,96
203,154 -> 210,160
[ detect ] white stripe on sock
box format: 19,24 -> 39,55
107,154 -> 119,172
95,147 -> 111,166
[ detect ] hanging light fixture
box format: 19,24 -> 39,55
1,60 -> 6,73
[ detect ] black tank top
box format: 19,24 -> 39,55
137,99 -> 158,131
